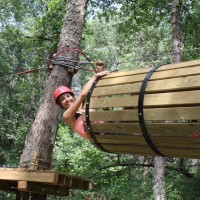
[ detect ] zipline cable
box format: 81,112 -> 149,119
113,47 -> 200,65
0,47 -> 200,82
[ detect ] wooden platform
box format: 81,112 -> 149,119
83,59 -> 200,158
0,168 -> 92,196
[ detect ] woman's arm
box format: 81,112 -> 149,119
63,71 -> 109,129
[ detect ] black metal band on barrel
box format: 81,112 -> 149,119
85,77 -> 110,153
138,65 -> 166,157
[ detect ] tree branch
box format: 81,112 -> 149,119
23,36 -> 52,41
91,161 -> 194,178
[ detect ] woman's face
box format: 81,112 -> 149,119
58,93 -> 74,109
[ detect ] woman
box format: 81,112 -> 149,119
53,70 -> 109,139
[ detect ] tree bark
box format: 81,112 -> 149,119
20,0 -> 88,198
172,0 -> 181,63
153,157 -> 166,200
153,1 -> 181,199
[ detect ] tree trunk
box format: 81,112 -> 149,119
20,0 -> 88,199
153,1 -> 181,199
153,157 -> 166,200
172,0 -> 183,179
172,0 -> 181,63
142,156 -> 152,185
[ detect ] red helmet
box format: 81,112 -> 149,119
53,86 -> 74,104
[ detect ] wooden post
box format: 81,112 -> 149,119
30,152 -> 40,171
18,152 -> 46,199
19,154 -> 24,169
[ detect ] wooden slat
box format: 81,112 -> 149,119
95,135 -> 200,148
0,169 -> 56,184
70,178 -> 85,189
83,110 -> 139,122
97,66 -> 200,87
102,59 -> 200,79
93,75 -> 200,96
90,123 -> 200,137
83,107 -> 200,122
90,95 -> 135,108
56,175 -> 92,190
101,144 -> 153,154
18,181 -> 69,196
101,144 -> 200,159
89,90 -> 200,108
71,179 -> 92,190
57,175 -> 70,187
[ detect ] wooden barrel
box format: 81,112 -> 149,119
83,59 -> 200,159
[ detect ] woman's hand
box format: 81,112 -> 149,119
95,71 -> 110,77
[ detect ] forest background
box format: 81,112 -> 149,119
0,0 -> 200,199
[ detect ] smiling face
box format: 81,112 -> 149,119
58,93 -> 75,109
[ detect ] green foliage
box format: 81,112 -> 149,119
32,0 -> 66,51
1,0 -> 200,199
53,125 -> 154,199
83,16 -> 172,73
0,0 -> 68,167
0,191 -> 15,200
165,170 -> 200,200
0,1 -> 49,167
180,0 -> 200,60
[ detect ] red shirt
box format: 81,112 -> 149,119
74,115 -> 89,139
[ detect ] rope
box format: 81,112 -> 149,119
19,158 -> 51,169
50,56 -> 99,73
14,48 -> 101,76
47,48 -> 95,71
